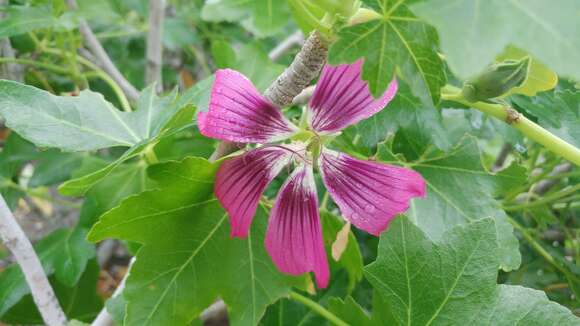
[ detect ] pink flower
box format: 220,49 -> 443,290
198,61 -> 426,288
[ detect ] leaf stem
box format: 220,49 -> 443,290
441,85 -> 580,166
503,184 -> 580,211
0,57 -> 69,75
289,291 -> 348,326
508,217 -> 580,284
43,48 -> 133,112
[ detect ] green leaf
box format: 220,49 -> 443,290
0,228 -> 95,316
328,1 -> 446,104
0,81 -> 179,151
512,90 -> 580,148
0,133 -> 37,208
58,143 -> 147,196
235,44 -> 285,92
496,46 -> 558,97
163,17 -> 199,51
1,260 -> 103,324
178,76 -> 215,113
356,80 -> 451,149
77,161 -> 152,228
328,296 -> 373,326
201,0 -> 290,37
57,86 -> 196,196
211,40 -> 237,68
412,0 -> 580,81
88,157 -> 301,326
28,152 -> 84,187
288,0 -> 326,33
365,217 -> 579,325
377,136 -> 523,271
0,5 -> 75,38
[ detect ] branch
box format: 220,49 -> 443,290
65,0 -> 140,102
292,85 -> 315,106
532,163 -> 574,195
145,0 -> 166,93
492,143 -> 512,172
91,258 -> 135,326
0,195 -> 67,326
264,31 -> 327,107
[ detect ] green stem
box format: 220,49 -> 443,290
503,184 -> 580,211
508,217 -> 580,284
143,143 -> 159,165
43,48 -> 132,112
442,85 -> 580,166
289,291 -> 348,326
320,191 -> 330,211
0,57 -> 69,75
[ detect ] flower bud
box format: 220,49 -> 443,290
461,56 -> 530,102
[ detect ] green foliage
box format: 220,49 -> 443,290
365,217 -> 579,325
88,157 -> 302,326
0,0 -> 579,324
329,1 -> 446,104
377,136 -> 524,271
0,228 -> 95,317
2,260 -> 103,324
513,90 -> 580,148
412,0 -> 580,81
356,80 -> 450,149
201,0 -> 291,37
0,82 -> 179,151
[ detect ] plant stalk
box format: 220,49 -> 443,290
289,291 -> 348,326
442,85 -> 580,166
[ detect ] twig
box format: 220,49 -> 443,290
65,0 -> 140,102
145,0 -> 166,93
532,163 -> 574,195
292,85 -> 315,106
0,0 -> 23,82
268,31 -> 304,62
492,143 -> 512,172
0,194 -> 67,326
91,258 -> 135,326
97,239 -> 117,267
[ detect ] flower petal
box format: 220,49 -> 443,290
308,60 -> 398,133
216,146 -> 293,238
198,69 -> 297,143
320,150 -> 426,236
265,165 -> 329,288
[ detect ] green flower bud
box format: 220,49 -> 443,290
461,56 -> 531,102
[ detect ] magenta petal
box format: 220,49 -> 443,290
265,165 -> 330,288
216,147 -> 292,238
198,69 -> 297,143
308,60 -> 398,134
320,150 -> 426,236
